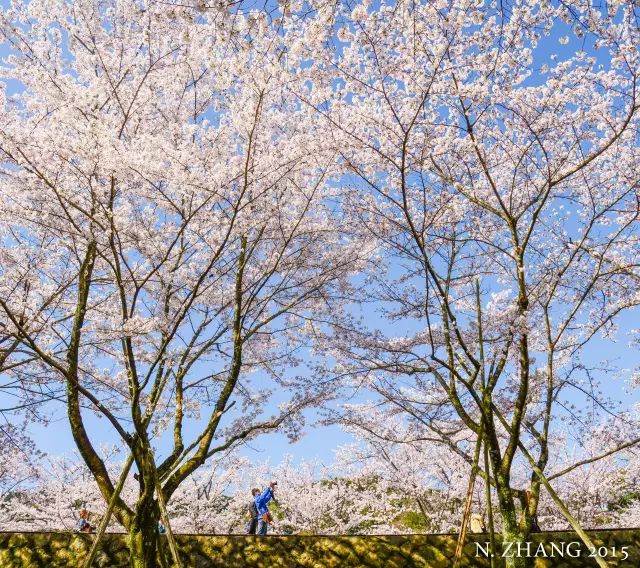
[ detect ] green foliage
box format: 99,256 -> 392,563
609,490 -> 640,513
394,511 -> 430,532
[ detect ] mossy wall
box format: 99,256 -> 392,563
0,529 -> 639,567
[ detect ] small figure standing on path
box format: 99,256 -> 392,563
255,481 -> 277,536
158,518 -> 166,534
75,509 -> 95,534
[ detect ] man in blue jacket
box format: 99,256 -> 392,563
255,480 -> 277,535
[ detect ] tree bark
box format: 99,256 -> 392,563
500,523 -> 529,568
128,503 -> 162,568
495,473 -> 530,568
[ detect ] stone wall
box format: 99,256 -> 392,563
0,529 -> 638,567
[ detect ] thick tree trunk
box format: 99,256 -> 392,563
495,479 -> 531,568
128,507 -> 162,568
500,523 -> 529,568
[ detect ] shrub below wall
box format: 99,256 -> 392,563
0,530 -> 639,567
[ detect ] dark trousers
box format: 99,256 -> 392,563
257,518 -> 268,535
245,517 -> 258,534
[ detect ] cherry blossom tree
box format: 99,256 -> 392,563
0,1 -> 366,565
290,1 -> 640,565
0,447 -> 136,532
538,425 -> 640,531
0,424 -> 42,502
337,411 -> 640,534
334,409 -> 474,533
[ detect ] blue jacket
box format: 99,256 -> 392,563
254,486 -> 273,515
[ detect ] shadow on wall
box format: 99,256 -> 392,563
0,530 -> 639,567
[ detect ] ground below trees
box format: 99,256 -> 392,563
0,530 -> 639,567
